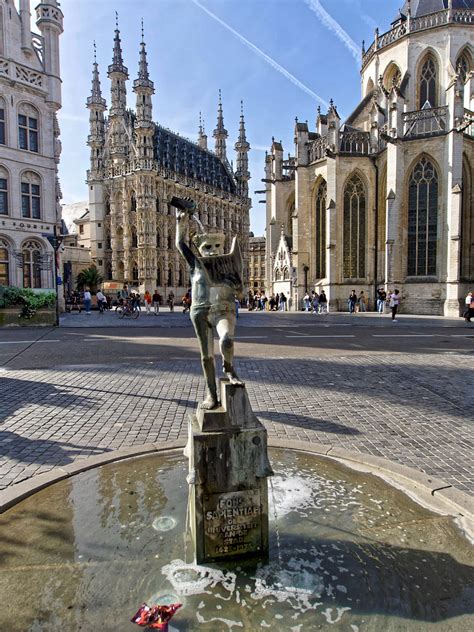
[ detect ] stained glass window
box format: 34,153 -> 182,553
343,175 -> 366,279
419,57 -> 437,108
315,180 -> 327,279
407,158 -> 438,277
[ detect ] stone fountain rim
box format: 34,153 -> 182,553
0,439 -> 472,540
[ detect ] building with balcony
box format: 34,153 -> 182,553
0,0 -> 63,291
85,24 -> 251,296
265,0 -> 473,315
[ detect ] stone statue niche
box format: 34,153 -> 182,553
172,196 -> 273,564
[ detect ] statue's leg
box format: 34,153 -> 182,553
216,315 -> 244,386
191,312 -> 219,409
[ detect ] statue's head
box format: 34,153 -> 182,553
194,232 -> 225,257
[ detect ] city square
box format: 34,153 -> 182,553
1,0 -> 474,629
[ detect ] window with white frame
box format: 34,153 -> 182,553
0,167 -> 8,215
18,103 -> 39,152
21,172 -> 41,219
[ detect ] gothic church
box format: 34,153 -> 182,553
86,23 -> 251,294
265,0 -> 473,315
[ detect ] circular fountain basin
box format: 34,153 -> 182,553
0,449 -> 472,631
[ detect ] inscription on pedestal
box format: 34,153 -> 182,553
203,489 -> 262,558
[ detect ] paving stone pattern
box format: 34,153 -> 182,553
0,353 -> 472,493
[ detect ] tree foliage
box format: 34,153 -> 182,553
76,266 -> 103,292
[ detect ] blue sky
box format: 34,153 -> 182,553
57,0 -> 401,234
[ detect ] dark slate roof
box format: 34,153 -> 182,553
400,0 -> 473,17
153,125 -> 236,194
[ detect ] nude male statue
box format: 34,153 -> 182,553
173,197 -> 244,410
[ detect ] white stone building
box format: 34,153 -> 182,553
85,25 -> 251,296
0,0 -> 63,291
265,0 -> 473,315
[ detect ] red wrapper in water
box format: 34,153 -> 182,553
131,603 -> 182,630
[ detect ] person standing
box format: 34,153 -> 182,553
348,290 -> 357,314
358,291 -> 367,312
83,288 -> 92,314
152,289 -> 161,315
319,290 -> 327,313
311,290 -> 319,314
96,289 -> 107,313
464,291 -> 473,322
389,289 -> 401,322
144,290 -> 152,314
303,292 -> 310,312
168,292 -> 175,312
377,288 -> 386,314
279,292 -> 287,311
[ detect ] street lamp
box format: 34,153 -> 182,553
303,265 -> 309,293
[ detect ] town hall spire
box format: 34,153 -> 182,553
213,89 -> 228,161
133,20 -> 154,129
87,43 -> 106,179
234,101 -> 250,198
108,13 -> 128,117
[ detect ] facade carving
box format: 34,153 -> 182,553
0,0 -> 63,291
265,0 -> 474,315
86,26 -> 251,294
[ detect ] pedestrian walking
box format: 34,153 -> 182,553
144,290 -> 152,313
269,294 -> 276,311
318,290 -> 328,313
311,290 -> 319,314
152,289 -> 161,314
182,291 -> 191,314
389,289 -> 401,322
303,292 -> 311,312
464,291 -> 473,322
279,292 -> 287,311
348,290 -> 357,314
167,292 -> 175,312
358,291 -> 367,313
83,288 -> 92,314
377,288 -> 386,314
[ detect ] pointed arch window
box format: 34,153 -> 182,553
456,50 -> 472,84
156,266 -> 162,286
419,56 -> 437,108
130,192 -> 137,213
0,98 -> 5,145
131,228 -> 138,248
315,180 -> 327,279
0,167 -> 8,215
132,263 -> 139,283
407,158 -> 438,277
0,239 -> 10,285
168,267 -> 173,286
461,157 -> 473,281
343,174 -> 366,279
22,241 -> 42,288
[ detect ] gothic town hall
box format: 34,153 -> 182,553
86,25 -> 251,294
265,0 -> 473,315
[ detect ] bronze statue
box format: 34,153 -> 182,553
173,197 -> 244,410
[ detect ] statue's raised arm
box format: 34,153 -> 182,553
170,196 -> 244,410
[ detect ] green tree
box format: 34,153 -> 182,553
76,265 -> 103,293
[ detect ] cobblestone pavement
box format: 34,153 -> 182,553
0,350 -> 472,494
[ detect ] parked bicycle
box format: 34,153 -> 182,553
116,298 -> 140,319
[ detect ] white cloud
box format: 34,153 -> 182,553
191,0 -> 329,108
304,0 -> 361,65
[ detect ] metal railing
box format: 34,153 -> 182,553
403,106 -> 448,138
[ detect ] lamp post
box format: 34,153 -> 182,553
303,265 -> 309,293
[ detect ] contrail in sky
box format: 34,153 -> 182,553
190,0 -> 329,108
304,0 -> 361,65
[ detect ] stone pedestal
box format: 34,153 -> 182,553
185,379 -> 273,564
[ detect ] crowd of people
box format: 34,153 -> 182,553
65,284 -> 474,324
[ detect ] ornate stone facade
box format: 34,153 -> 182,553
249,235 -> 266,292
265,0 -> 473,315
0,0 -> 63,290
86,27 -> 251,295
